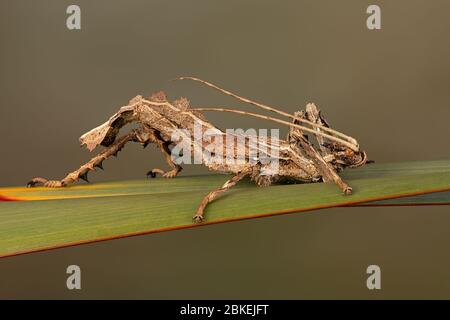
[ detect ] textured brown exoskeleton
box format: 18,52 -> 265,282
28,77 -> 369,223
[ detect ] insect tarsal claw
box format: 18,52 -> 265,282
344,187 -> 353,195
192,216 -> 204,224
146,171 -> 157,178
26,181 -> 36,188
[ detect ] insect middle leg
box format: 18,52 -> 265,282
146,136 -> 182,179
193,169 -> 250,223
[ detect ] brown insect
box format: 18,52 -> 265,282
28,77 -> 369,222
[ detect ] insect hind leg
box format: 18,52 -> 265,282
27,129 -> 145,188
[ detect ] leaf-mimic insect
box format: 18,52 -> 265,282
28,78 -> 369,222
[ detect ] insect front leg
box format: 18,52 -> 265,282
300,103 -> 369,169
193,169 -> 250,223
288,118 -> 353,195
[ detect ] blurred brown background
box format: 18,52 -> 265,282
0,0 -> 449,299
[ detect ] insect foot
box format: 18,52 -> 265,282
27,178 -> 64,188
146,168 -> 181,179
344,186 -> 353,195
192,215 -> 204,224
146,170 -> 157,178
162,169 -> 180,178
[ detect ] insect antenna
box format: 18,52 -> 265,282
191,107 -> 359,152
175,76 -> 358,146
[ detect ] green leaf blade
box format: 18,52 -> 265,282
1,160 -> 449,257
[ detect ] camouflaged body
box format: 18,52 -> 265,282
79,91 -> 325,186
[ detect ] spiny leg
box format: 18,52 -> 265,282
146,133 -> 182,179
301,103 -> 369,169
193,169 -> 250,223
303,103 -> 331,156
289,122 -> 352,195
301,136 -> 352,194
27,131 -> 141,188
